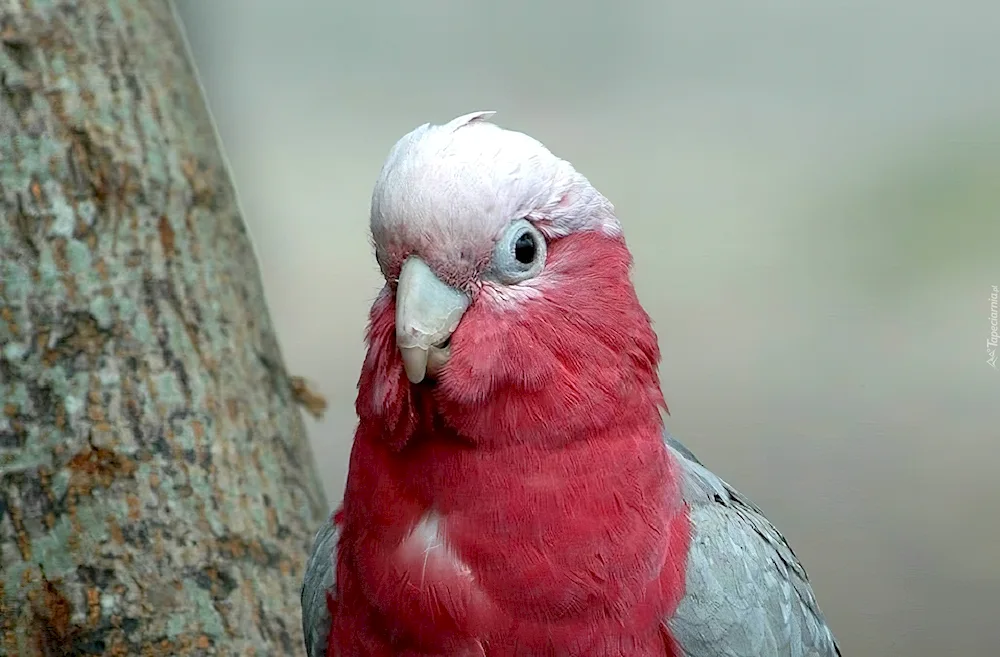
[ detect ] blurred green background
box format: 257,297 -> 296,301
174,2 -> 1000,654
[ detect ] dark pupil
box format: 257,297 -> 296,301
514,232 -> 536,264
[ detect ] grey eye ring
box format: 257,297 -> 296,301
491,219 -> 546,284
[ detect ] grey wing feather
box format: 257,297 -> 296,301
302,516 -> 340,657
664,433 -> 842,657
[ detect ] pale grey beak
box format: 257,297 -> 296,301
395,256 -> 470,384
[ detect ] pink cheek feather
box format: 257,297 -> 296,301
443,283 -> 558,400
435,231 -> 666,448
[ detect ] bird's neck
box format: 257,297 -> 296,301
347,389 -> 679,542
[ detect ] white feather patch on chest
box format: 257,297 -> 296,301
398,512 -> 474,587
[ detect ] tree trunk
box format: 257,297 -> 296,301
0,1 -> 328,655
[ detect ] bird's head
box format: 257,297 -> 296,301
358,112 -> 665,449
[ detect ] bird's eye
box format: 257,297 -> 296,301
514,232 -> 536,264
491,219 -> 546,284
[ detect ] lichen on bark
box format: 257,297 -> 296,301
0,1 -> 328,655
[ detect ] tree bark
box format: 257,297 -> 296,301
0,1 -> 328,655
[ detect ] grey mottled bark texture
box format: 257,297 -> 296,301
0,1 -> 328,654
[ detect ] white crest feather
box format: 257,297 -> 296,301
369,111 -> 621,276
443,110 -> 497,132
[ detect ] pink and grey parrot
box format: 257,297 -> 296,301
301,111 -> 841,657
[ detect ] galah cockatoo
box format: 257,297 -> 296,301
301,111 -> 841,657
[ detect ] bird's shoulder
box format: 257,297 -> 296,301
301,512 -> 340,657
663,433 -> 841,657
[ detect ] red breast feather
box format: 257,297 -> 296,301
333,232 -> 691,656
